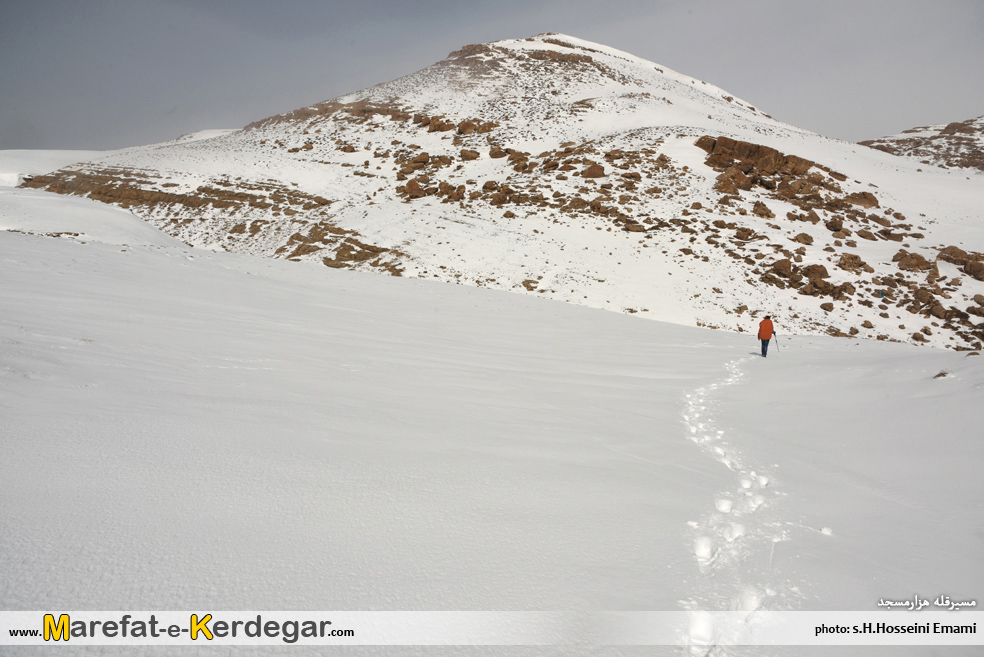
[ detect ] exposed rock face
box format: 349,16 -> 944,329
581,164 -> 605,178
696,136 -> 814,177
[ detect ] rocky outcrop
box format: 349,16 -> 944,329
860,115 -> 984,172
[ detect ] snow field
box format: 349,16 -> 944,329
2,154 -> 983,657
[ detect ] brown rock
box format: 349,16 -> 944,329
794,233 -> 814,245
894,250 -> 931,271
913,288 -> 935,305
752,201 -> 775,218
802,264 -> 830,281
862,320 -> 874,329
856,229 -> 877,241
489,146 -> 507,158
411,152 -> 430,164
938,245 -> 969,264
695,136 -> 716,153
405,179 -> 425,199
845,192 -> 879,208
582,164 -> 606,178
837,253 -> 868,273
820,302 -> 834,312
460,149 -> 480,161
825,218 -> 844,232
503,211 -> 515,218
965,260 -> 984,281
912,332 -> 928,342
974,294 -> 984,306
771,258 -> 793,277
482,180 -> 498,191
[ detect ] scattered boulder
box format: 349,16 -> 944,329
893,249 -> 931,271
460,149 -> 479,161
862,320 -> 874,329
938,245 -> 969,265
489,146 -> 507,158
845,191 -> 879,208
801,264 -> 829,281
965,260 -> 984,281
820,302 -> 834,312
794,233 -> 814,245
771,258 -> 793,277
837,253 -> 874,273
582,164 -> 606,178
913,288 -> 935,305
752,201 -> 775,218
405,179 -> 425,199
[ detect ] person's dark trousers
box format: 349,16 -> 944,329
761,339 -> 770,357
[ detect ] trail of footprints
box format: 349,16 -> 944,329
681,357 -> 795,655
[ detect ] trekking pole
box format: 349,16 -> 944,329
773,333 -> 780,353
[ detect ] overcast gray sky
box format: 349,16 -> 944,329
2,0 -> 983,150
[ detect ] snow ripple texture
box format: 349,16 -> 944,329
680,357 -> 798,656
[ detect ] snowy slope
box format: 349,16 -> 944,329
18,34 -> 984,351
2,187 -> 983,656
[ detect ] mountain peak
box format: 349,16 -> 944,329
19,34 -> 984,351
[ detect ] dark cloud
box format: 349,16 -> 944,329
1,0 -> 982,149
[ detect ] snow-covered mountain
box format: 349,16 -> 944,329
19,34 -> 984,350
861,115 -> 984,173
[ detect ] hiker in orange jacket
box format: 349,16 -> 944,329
758,316 -> 775,357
